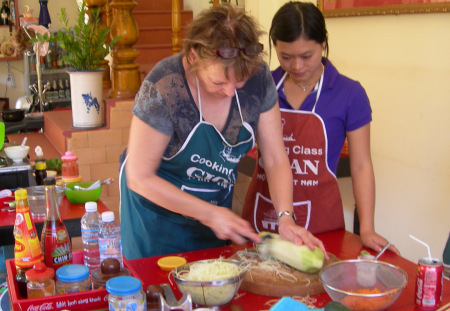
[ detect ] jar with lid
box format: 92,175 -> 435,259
106,276 -> 146,311
25,262 -> 55,298
61,151 -> 81,186
91,258 -> 130,289
56,264 -> 91,294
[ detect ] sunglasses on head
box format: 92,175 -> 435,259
212,43 -> 264,59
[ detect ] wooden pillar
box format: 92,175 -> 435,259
172,0 -> 181,54
109,0 -> 140,99
84,0 -> 112,89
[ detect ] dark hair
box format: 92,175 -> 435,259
269,2 -> 329,60
182,4 -> 265,81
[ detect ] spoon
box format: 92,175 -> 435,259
374,242 -> 391,260
73,178 -> 114,191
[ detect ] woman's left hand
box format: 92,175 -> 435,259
360,230 -> 401,256
278,217 -> 330,260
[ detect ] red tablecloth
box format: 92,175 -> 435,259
128,230 -> 450,310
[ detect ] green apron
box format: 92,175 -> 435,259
119,81 -> 254,259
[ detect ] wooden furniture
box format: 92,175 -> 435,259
128,229 -> 450,310
0,196 -> 110,246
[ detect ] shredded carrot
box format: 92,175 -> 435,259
339,288 -> 394,311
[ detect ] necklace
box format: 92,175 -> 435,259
288,75 -> 310,92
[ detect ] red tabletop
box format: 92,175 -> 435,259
0,195 -> 110,246
128,230 -> 450,310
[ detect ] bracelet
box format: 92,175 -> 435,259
277,211 -> 296,222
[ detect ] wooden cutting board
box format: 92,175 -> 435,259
230,248 -> 340,297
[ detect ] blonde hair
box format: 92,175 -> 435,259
182,4 -> 266,81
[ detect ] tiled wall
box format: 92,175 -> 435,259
64,100 -> 134,222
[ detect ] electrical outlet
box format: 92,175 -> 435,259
7,73 -> 15,88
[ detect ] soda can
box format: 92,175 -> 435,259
414,257 -> 444,309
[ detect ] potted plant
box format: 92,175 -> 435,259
33,2 -> 118,129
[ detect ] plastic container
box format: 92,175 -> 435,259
81,201 -> 101,272
106,276 -> 146,311
34,146 -> 47,186
13,189 -> 44,299
56,264 -> 91,294
25,262 -> 55,298
99,212 -> 123,268
91,258 -> 130,289
61,151 -> 80,185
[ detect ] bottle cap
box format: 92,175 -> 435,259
35,146 -> 43,157
61,151 -> 78,161
85,201 -> 98,212
25,262 -> 54,282
102,211 -> 115,222
15,189 -> 27,201
43,177 -> 56,185
157,256 -> 187,271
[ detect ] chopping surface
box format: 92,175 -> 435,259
230,248 -> 340,297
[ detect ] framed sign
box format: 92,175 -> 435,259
317,0 -> 450,17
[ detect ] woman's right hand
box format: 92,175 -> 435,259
201,206 -> 262,245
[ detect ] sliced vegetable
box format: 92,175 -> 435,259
257,232 -> 324,273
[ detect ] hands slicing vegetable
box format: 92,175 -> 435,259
256,232 -> 326,273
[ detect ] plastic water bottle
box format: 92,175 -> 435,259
81,201 -> 101,272
98,211 -> 123,267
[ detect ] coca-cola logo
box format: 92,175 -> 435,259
27,302 -> 53,311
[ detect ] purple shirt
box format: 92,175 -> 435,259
272,60 -> 372,174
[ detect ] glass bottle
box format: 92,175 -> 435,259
41,177 -> 73,271
38,0 -> 51,29
13,189 -> 44,299
0,0 -> 10,26
34,146 -> 47,186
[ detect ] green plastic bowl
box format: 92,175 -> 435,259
65,182 -> 101,204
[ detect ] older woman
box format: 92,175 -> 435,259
119,4 -> 326,259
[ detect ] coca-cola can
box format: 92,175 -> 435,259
414,257 -> 444,309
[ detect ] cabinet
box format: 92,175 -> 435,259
0,0 -> 19,62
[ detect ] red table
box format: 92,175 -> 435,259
128,230 -> 450,310
0,196 -> 110,246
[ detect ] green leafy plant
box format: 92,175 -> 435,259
51,2 -> 118,71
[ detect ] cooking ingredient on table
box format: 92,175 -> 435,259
40,177 -> 73,270
99,211 -> 123,267
25,262 -> 55,298
81,201 -> 101,271
45,157 -> 62,174
13,189 -> 44,299
34,146 -> 47,185
61,151 -> 81,185
106,276 -> 147,311
257,232 -> 325,273
91,258 -> 131,289
172,259 -> 246,308
55,264 -> 91,294
231,248 -> 339,297
320,260 -> 408,311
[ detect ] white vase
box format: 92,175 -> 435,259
68,70 -> 105,129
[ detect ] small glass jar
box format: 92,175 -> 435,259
56,264 -> 91,294
26,263 -> 55,298
106,276 -> 146,311
61,151 -> 80,179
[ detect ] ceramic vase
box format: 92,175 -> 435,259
68,70 -> 105,129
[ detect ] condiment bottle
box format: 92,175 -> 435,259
106,276 -> 146,311
41,177 -> 73,270
56,264 -> 91,294
34,146 -> 47,186
25,262 -> 55,298
61,151 -> 81,186
13,189 -> 44,299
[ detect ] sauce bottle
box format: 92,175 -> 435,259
41,177 -> 73,270
61,151 -> 81,186
34,146 -> 47,186
13,189 -> 44,298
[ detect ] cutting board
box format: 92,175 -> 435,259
230,248 -> 340,297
